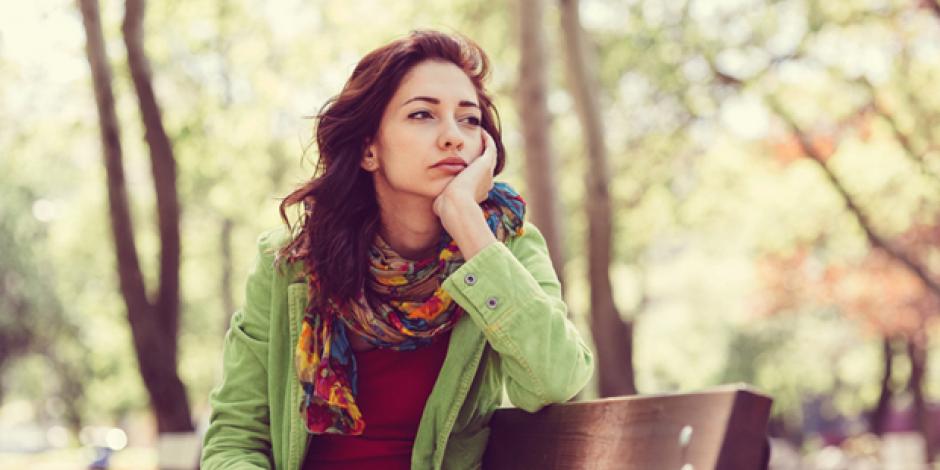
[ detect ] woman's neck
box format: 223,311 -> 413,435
377,195 -> 443,261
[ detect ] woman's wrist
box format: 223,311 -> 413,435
437,192 -> 497,260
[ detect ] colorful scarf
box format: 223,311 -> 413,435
294,182 -> 526,435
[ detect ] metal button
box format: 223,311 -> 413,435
464,273 -> 477,286
486,297 -> 499,309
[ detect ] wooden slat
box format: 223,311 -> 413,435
483,385 -> 772,470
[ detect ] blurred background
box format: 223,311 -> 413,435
3,0 -> 940,468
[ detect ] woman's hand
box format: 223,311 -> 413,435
433,130 -> 497,211
432,130 -> 498,259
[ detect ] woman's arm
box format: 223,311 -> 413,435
442,221 -> 595,412
201,234 -> 276,470
432,131 -> 593,410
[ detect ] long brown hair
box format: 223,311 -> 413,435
277,30 -> 506,309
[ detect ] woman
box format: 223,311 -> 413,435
200,30 -> 594,470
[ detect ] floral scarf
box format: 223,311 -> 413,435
294,182 -> 526,435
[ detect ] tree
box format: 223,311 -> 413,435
762,39 -> 940,460
677,0 -> 940,458
514,0 -> 567,287
558,0 -> 636,396
79,0 -> 193,436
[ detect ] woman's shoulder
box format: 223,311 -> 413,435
256,225 -> 293,256
510,220 -> 548,249
254,225 -> 305,282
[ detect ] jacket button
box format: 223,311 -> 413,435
464,273 -> 477,286
486,297 -> 499,309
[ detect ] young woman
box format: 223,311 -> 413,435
200,30 -> 594,470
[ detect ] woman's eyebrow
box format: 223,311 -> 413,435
401,96 -> 480,109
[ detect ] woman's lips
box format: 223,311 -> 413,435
433,163 -> 467,174
432,157 -> 468,174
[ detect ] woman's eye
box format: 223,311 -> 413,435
409,111 -> 432,119
408,111 -> 479,126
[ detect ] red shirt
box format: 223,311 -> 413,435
303,331 -> 451,470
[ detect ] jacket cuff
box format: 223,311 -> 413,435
442,240 -> 540,329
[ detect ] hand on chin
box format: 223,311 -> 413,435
432,130 -> 496,223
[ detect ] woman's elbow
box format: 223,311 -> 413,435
543,346 -> 595,403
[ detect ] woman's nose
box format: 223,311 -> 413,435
438,119 -> 464,151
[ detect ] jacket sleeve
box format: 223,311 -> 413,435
442,221 -> 595,412
201,233 -> 276,470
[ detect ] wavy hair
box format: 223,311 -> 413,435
277,30 -> 506,310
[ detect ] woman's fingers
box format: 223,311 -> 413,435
478,130 -> 496,201
437,130 -> 495,207
482,130 -> 496,163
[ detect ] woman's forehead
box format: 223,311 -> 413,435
393,61 -> 477,105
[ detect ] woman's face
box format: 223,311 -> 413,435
364,59 -> 484,205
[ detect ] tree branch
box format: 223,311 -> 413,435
765,96 -> 940,298
122,0 -> 182,346
858,77 -> 940,189
78,0 -> 150,317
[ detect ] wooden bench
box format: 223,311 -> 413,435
484,385 -> 772,469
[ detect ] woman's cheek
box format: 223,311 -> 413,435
467,130 -> 483,157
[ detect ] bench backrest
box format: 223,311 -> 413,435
484,385 -> 772,469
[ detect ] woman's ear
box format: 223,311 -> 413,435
361,141 -> 379,172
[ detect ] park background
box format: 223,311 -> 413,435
3,0 -> 940,468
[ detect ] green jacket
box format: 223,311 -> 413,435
200,221 -> 594,470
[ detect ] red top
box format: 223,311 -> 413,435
302,331 -> 452,470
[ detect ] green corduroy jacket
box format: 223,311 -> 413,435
200,221 -> 594,470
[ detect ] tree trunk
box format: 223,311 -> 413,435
907,330 -> 934,462
515,0 -> 567,289
79,0 -> 192,434
122,0 -> 182,345
121,0 -> 191,434
558,0 -> 636,396
870,335 -> 894,436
